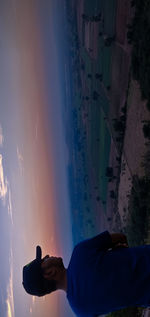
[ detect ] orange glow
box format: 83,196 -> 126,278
10,0 -> 60,254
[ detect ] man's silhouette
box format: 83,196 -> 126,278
22,231 -> 150,316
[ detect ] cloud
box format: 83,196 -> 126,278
32,296 -> 36,304
0,155 -> 13,222
6,249 -> 14,317
0,154 -> 8,202
17,146 -> 24,176
28,296 -> 36,315
35,114 -> 39,139
29,307 -> 33,314
0,125 -> 4,146
6,299 -> 13,317
50,236 -> 54,243
8,189 -> 13,225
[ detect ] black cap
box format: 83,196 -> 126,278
36,245 -> 42,261
22,246 -> 48,297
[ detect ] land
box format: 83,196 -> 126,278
107,0 -> 150,245
65,0 -> 150,314
104,0 -> 150,316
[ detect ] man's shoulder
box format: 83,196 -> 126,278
73,231 -> 112,252
72,240 -> 85,254
69,240 -> 88,264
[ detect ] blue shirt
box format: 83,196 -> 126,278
66,231 -> 150,316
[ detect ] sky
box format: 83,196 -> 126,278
0,0 -> 75,316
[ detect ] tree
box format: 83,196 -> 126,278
95,73 -> 103,80
92,91 -> 99,100
107,217 -> 112,221
105,167 -> 113,177
143,123 -> 150,139
116,156 -> 121,162
110,190 -> 116,199
113,119 -> 124,132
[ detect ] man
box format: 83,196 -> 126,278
22,231 -> 150,316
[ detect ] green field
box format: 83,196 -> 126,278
74,0 -> 117,209
66,0 -> 118,242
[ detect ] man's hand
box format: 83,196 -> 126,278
112,242 -> 129,249
110,233 -> 129,249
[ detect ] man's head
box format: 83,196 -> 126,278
22,246 -> 67,297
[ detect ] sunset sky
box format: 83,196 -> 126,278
0,0 -> 74,316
